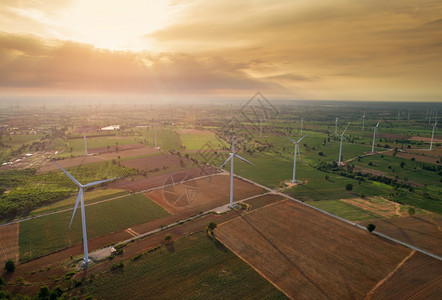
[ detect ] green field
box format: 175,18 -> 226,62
180,132 -> 228,151
19,193 -> 169,261
31,189 -> 129,215
84,232 -> 287,299
354,154 -> 442,186
135,126 -> 182,150
306,199 -> 383,222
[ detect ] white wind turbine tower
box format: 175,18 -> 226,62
335,118 -> 339,135
52,160 -> 118,267
83,132 -> 88,156
430,120 -> 438,151
338,123 -> 350,166
288,135 -> 307,183
300,117 -> 304,134
154,123 -> 159,149
362,112 -> 366,130
219,134 -> 254,208
371,121 -> 380,154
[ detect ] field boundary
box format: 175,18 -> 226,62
364,250 -> 416,299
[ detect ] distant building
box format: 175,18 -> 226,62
101,125 -> 120,131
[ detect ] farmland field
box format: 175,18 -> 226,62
19,193 -> 169,260
84,232 -> 286,299
146,174 -> 265,214
177,128 -> 228,151
367,252 -> 442,299
0,223 -> 19,262
360,214 -> 442,256
216,199 -> 412,299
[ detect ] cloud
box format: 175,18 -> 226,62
0,33 -> 287,96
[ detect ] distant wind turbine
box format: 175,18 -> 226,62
52,160 -> 118,268
83,132 -> 88,156
300,117 -> 304,134
218,134 -> 254,208
288,135 -> 307,183
430,120 -> 438,151
362,112 -> 366,130
371,121 -> 380,154
338,123 -> 350,166
335,118 -> 339,135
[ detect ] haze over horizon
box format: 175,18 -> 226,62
1,0 -> 441,102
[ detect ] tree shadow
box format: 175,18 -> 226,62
165,242 -> 175,253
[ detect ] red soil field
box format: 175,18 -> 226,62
108,166 -> 217,192
146,174 -> 265,215
383,150 -> 440,164
216,199 -> 412,299
0,223 -> 19,262
367,252 -> 442,299
120,153 -> 195,172
360,214 -> 442,256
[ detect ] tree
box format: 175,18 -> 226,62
164,234 -> 172,243
4,260 -> 15,272
0,277 -> 4,289
367,223 -> 376,233
37,286 -> 50,299
208,222 -> 217,231
400,161 -> 405,168
345,183 -> 353,191
408,207 -> 415,216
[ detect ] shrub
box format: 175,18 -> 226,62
164,234 -> 172,243
408,207 -> 415,216
4,260 -> 15,272
367,223 -> 376,233
345,183 -> 353,191
111,260 -> 124,270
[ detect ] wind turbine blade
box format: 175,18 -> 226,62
376,121 -> 380,128
297,145 -> 301,156
287,137 -> 296,143
218,154 -> 233,169
52,160 -> 81,186
83,178 -> 118,188
69,190 -> 82,228
297,134 -> 307,143
234,154 -> 254,165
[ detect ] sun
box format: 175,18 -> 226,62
53,0 -> 176,51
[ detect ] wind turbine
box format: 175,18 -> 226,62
362,112 -> 366,130
218,134 -> 254,208
154,124 -> 159,149
371,121 -> 380,154
83,132 -> 88,156
335,118 -> 339,135
52,160 -> 118,268
288,135 -> 307,183
430,120 -> 438,151
300,117 -> 304,134
338,123 -> 350,166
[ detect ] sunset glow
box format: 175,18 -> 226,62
0,0 -> 441,101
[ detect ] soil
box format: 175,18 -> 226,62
146,174 -> 264,215
215,199 -> 411,300
359,214 -> 442,256
0,223 -> 19,262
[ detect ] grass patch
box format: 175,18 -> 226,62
306,200 -> 383,222
19,193 -> 169,261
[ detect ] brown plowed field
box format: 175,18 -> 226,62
367,252 -> 442,299
383,150 -> 440,164
108,166 -> 217,192
409,136 -> 442,143
0,223 -> 19,262
360,214 -> 442,256
216,199 -> 411,299
147,174 -> 265,215
38,145 -> 159,173
120,153 -> 195,172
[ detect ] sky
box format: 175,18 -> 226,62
0,0 -> 441,102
